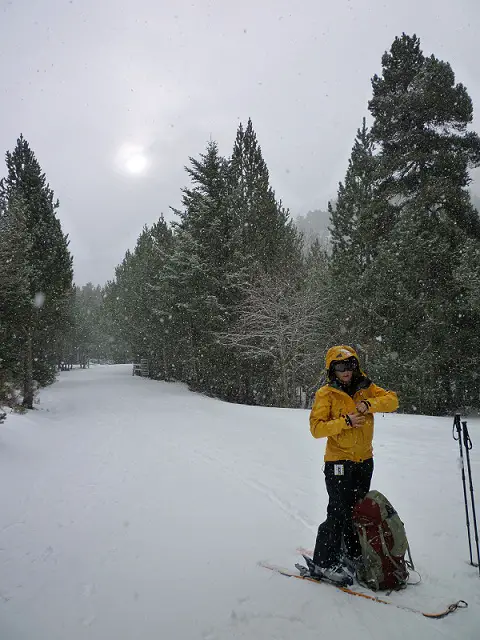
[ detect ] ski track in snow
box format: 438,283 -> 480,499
189,445 -> 317,532
0,364 -> 478,639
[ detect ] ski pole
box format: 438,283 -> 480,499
453,414 -> 473,565
462,420 -> 480,574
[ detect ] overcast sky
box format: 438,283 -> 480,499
1,0 -> 479,285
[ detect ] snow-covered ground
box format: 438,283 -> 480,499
0,365 -> 479,639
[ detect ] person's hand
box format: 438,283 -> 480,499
348,413 -> 365,428
356,401 -> 369,414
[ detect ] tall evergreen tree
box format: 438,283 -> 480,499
128,217 -> 175,378
0,135 -> 73,405
327,34 -> 480,414
329,118 -> 377,267
363,34 -> 480,414
230,119 -> 302,275
167,141 -> 249,396
369,33 -> 480,235
102,216 -> 176,372
226,120 -> 303,402
327,118 -> 385,349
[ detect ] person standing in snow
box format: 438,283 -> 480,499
308,345 -> 399,584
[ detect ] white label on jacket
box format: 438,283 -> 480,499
334,464 -> 344,476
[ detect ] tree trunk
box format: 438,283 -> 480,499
22,326 -> 34,409
278,338 -> 291,407
163,345 -> 168,380
280,361 -> 289,408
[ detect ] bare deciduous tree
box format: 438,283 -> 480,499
217,270 -> 334,407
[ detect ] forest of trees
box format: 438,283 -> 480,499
1,33 -> 480,416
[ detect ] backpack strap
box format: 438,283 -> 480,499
406,543 -> 415,571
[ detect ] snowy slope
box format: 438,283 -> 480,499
0,365 -> 478,640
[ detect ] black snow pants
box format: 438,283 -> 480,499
313,458 -> 374,568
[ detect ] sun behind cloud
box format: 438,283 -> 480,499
125,153 -> 147,174
116,143 -> 149,175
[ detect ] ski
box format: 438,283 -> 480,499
258,560 -> 468,619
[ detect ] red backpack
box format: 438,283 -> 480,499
352,490 -> 414,591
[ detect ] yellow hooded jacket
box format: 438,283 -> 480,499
310,346 -> 399,462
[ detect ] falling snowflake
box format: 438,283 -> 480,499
34,292 -> 46,308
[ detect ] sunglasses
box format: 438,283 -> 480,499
333,359 -> 358,373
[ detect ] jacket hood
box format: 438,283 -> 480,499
325,345 -> 360,370
325,345 -> 369,393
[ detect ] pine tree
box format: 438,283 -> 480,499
327,119 -> 382,346
363,34 -> 480,414
326,35 -> 480,414
230,119 -> 302,275
329,118 -> 378,266
0,135 -> 73,405
129,217 -> 175,377
369,33 -> 480,236
226,120 -> 303,403
166,141 -> 248,395
102,215 -> 176,373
